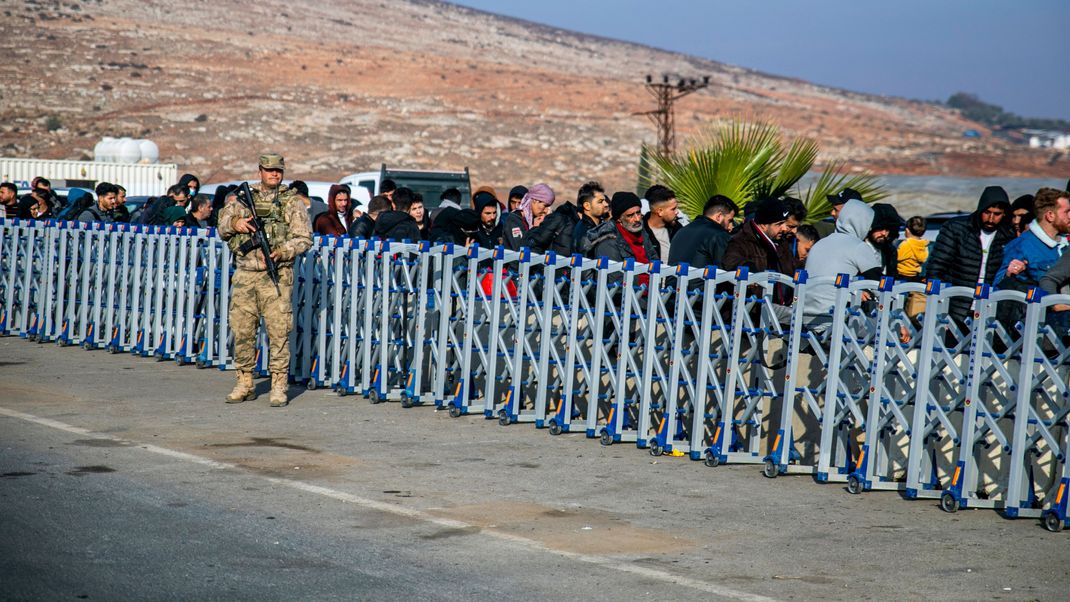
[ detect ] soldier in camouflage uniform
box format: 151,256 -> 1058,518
218,153 -> 312,407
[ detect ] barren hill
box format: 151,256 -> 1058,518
2,0 -> 1064,195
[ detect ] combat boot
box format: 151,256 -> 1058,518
269,372 -> 289,407
226,370 -> 256,404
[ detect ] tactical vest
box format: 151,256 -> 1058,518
230,186 -> 291,255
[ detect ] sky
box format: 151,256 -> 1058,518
451,0 -> 1070,122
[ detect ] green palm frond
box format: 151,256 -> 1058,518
648,117 -> 887,221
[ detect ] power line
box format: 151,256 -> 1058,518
635,74 -> 710,157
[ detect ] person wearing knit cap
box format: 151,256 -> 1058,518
1010,194 -> 1035,236
471,185 -> 499,209
501,183 -> 554,251
507,185 -> 528,213
583,191 -> 658,273
721,198 -> 793,276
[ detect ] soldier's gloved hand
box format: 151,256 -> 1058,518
271,247 -> 293,261
233,216 -> 257,234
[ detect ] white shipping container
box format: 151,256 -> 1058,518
0,157 -> 177,197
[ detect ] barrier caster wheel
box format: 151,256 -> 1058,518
176,357 -> 187,366
762,460 -> 778,479
599,430 -> 613,446
703,451 -> 720,468
847,475 -> 863,495
195,358 -> 206,368
369,390 -> 382,405
940,492 -> 960,513
1043,512 -> 1064,533
58,340 -> 69,347
306,381 -> 317,391
400,395 -> 413,408
649,444 -> 664,457
448,405 -> 462,418
548,421 -> 563,436
337,388 -> 348,397
82,341 -> 92,350
497,410 -> 510,426
109,346 -> 121,354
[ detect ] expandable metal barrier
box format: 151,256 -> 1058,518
3,217 -> 1068,533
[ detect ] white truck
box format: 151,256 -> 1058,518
340,164 -> 471,209
0,157 -> 177,197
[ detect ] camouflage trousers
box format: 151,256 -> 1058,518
230,267 -> 294,373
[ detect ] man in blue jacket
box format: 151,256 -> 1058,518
996,187 -> 1069,288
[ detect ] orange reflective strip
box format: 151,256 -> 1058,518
713,426 -> 722,444
772,434 -> 782,453
658,417 -> 666,434
952,465 -> 961,486
857,450 -> 866,469
1057,483 -> 1066,504
607,407 -> 615,425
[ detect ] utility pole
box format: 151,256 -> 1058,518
636,74 -> 710,157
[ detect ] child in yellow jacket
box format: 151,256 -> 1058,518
897,216 -> 929,282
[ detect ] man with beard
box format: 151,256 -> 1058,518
585,191 -> 657,262
642,184 -> 682,263
996,187 -> 1070,288
473,193 -> 502,248
720,197 -> 793,275
866,203 -> 905,278
570,181 -> 609,256
0,182 -> 18,219
925,186 -> 1015,324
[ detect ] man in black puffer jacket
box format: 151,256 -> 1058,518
924,186 -> 1015,323
372,188 -> 422,242
524,201 -> 580,256
668,195 -> 738,268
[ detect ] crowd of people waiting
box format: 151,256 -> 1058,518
3,171 -> 1069,327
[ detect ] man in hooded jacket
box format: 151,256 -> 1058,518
802,199 -> 882,325
924,186 -> 1015,323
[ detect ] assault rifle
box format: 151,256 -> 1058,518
234,182 -> 281,296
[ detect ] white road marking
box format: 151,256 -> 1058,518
0,406 -> 776,602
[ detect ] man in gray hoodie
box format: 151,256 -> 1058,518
802,199 -> 882,326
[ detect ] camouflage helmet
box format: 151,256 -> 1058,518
258,153 -> 285,170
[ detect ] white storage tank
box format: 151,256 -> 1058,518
94,137 -> 117,162
137,139 -> 159,164
93,137 -> 160,163
115,138 -> 141,163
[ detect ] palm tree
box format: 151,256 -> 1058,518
647,118 -> 887,222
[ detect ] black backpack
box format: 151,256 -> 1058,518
54,192 -> 96,221
135,195 -> 176,226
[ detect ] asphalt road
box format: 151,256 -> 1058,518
0,336 -> 1066,601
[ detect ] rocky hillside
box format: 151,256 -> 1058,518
2,0 -> 1064,197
